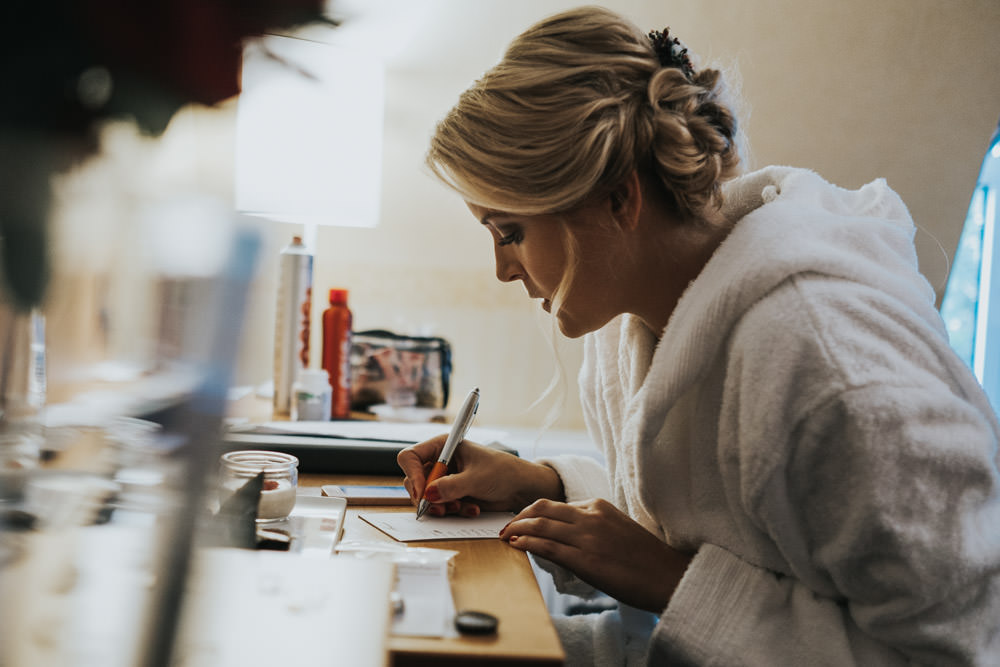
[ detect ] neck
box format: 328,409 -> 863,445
626,207 -> 731,337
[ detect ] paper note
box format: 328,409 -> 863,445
393,559 -> 458,637
236,419 -> 509,447
359,511 -> 514,542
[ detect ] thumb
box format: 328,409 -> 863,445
427,468 -> 478,504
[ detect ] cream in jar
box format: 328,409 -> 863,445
219,450 -> 299,522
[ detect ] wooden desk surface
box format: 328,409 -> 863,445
302,473 -> 565,667
33,395 -> 564,664
227,395 -> 564,664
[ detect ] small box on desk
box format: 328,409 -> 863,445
221,421 -> 517,475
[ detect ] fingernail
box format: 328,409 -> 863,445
425,486 -> 441,502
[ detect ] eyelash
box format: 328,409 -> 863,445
498,231 -> 523,246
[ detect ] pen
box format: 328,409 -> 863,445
416,386 -> 480,520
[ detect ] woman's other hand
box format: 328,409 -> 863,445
397,436 -> 564,517
499,498 -> 692,613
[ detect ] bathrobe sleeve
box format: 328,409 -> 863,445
530,454 -> 613,598
535,453 -> 611,503
650,276 -> 1000,666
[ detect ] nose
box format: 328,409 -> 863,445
494,245 -> 523,283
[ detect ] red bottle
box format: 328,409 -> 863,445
322,288 -> 353,419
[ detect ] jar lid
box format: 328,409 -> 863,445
220,450 -> 298,475
297,368 -> 331,393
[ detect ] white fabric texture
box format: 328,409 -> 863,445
538,166 -> 1000,666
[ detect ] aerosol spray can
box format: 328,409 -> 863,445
273,236 -> 313,416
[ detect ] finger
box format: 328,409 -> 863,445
397,435 -> 447,474
506,533 -> 581,566
423,498 -> 462,518
501,514 -> 579,545
402,477 -> 418,505
428,502 -> 458,517
423,441 -> 487,502
428,467 -> 485,505
511,498 -> 581,523
459,501 -> 481,518
397,435 -> 448,496
429,504 -> 445,517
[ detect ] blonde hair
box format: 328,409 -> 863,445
426,5 -> 742,223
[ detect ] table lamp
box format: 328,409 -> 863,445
235,32 -> 385,237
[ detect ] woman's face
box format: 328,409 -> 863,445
467,200 -> 623,338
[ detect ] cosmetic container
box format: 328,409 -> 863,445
219,450 -> 298,522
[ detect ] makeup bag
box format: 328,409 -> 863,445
349,330 -> 452,411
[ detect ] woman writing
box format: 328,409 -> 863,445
398,6 -> 1000,665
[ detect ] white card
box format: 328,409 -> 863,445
360,511 -> 514,542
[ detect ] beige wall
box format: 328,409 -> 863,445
48,0 -> 1000,430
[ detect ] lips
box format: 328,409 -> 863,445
525,286 -> 552,312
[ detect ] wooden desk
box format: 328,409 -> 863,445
226,395 -> 564,664
303,473 -> 565,667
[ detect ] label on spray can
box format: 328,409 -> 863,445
273,236 -> 313,415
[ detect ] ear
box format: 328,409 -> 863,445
608,170 -> 642,231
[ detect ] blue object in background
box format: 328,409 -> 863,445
941,118 -> 1000,409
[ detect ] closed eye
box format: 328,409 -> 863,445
498,231 -> 523,246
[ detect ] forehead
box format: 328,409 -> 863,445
466,202 -> 489,217
466,202 -> 502,222
466,203 -> 523,233
465,202 -> 565,229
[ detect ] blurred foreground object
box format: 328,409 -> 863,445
0,211 -> 262,665
0,0 -> 328,310
0,1 -> 331,664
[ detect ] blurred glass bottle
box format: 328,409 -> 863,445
0,307 -> 45,502
321,288 -> 352,419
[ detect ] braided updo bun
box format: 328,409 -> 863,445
646,65 -> 741,220
427,5 -> 742,223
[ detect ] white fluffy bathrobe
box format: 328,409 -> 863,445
537,167 -> 1000,665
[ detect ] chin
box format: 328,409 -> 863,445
555,313 -> 591,339
555,307 -> 617,339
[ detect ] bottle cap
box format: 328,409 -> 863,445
329,288 -> 349,305
297,368 -> 331,393
454,610 -> 498,635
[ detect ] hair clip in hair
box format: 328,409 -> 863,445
648,28 -> 695,80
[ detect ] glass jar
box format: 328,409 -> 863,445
218,450 -> 298,522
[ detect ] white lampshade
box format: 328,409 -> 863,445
235,33 -> 384,228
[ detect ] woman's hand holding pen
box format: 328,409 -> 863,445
499,498 -> 693,614
398,434 -> 691,611
397,436 -> 565,517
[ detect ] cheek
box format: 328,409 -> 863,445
526,246 -> 568,289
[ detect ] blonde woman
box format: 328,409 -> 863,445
398,6 -> 1000,665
